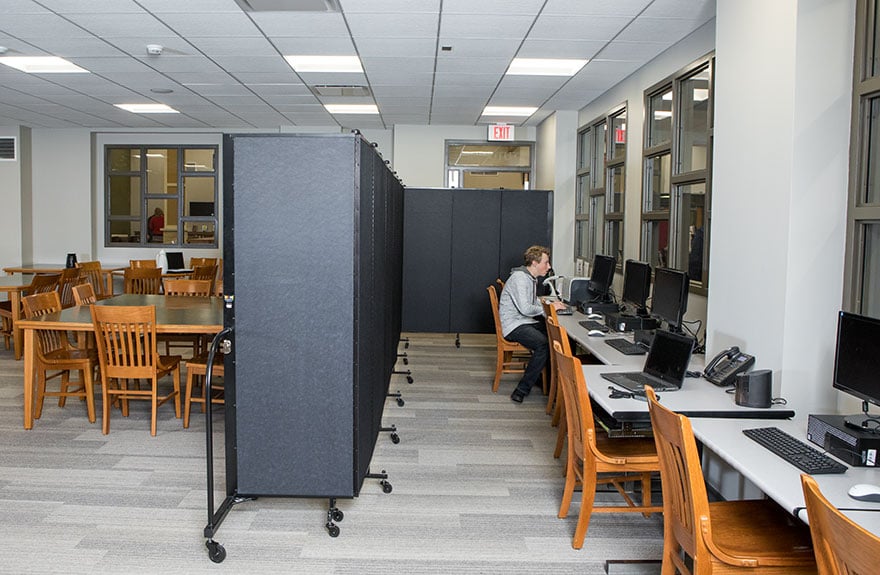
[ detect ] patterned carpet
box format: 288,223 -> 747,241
0,332 -> 663,574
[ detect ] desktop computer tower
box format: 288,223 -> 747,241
560,277 -> 590,305
807,414 -> 880,466
603,311 -> 660,333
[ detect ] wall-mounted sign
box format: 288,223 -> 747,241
488,123 -> 514,141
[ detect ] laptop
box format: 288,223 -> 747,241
165,251 -> 192,273
600,329 -> 695,393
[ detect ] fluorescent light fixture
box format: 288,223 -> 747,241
693,88 -> 709,101
661,91 -> 673,101
653,111 -> 673,119
506,58 -> 587,76
115,103 -> 180,114
285,55 -> 363,73
0,56 -> 89,74
461,150 -> 494,155
482,106 -> 537,117
324,104 -> 378,114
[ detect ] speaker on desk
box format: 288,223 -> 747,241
734,369 -> 772,408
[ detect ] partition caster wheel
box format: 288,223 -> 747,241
390,432 -> 400,444
396,397 -> 405,407
327,524 -> 340,537
406,375 -> 413,384
206,540 -> 226,563
403,357 -> 409,365
381,481 -> 393,494
332,509 -> 344,522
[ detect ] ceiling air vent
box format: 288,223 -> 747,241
311,85 -> 372,97
234,0 -> 340,12
0,137 -> 15,161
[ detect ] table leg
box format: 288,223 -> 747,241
12,291 -> 22,360
23,327 -> 34,429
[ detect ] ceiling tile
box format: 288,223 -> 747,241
341,0 -> 439,12
356,38 -> 437,58
542,0 -> 652,17
346,12 -> 439,38
438,14 -> 535,39
528,14 -> 634,41
250,12 -> 350,37
152,12 -> 264,37
62,13 -> 178,38
517,39 -> 606,59
615,17 -> 709,43
442,0 -> 544,15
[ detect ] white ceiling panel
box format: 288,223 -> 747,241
0,2 -> 715,128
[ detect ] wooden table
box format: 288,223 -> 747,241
3,264 -> 125,296
17,294 -> 224,430
0,275 -> 39,361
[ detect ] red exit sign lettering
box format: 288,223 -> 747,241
488,124 -> 514,141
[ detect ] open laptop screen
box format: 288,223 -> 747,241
643,330 -> 695,387
166,251 -> 186,270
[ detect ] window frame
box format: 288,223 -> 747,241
641,54 -> 714,295
104,144 -> 219,248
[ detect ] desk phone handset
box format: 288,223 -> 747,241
703,346 -> 756,387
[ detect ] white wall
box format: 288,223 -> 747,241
392,124 -> 536,187
0,126 -> 26,266
31,129 -> 92,265
536,110 -> 578,277
710,0 -> 854,415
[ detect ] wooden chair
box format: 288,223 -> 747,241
21,291 -> 97,424
183,352 -> 224,428
90,304 -> 182,436
545,317 -> 569,459
190,257 -> 218,268
487,285 -> 530,392
124,267 -> 162,294
76,261 -> 109,300
0,273 -> 61,350
190,264 -> 218,294
542,300 -> 560,414
72,282 -> 97,306
553,339 -> 661,549
129,259 -> 157,269
160,279 -> 213,355
645,386 -> 817,573
801,474 -> 880,574
57,267 -> 83,308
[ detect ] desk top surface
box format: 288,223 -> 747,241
17,294 -> 223,333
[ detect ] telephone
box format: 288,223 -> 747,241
703,346 -> 756,387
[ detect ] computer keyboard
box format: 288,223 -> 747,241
604,338 -> 648,355
556,304 -> 574,316
578,320 -> 609,332
742,427 -> 848,474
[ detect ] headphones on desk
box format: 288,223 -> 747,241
608,386 -> 654,401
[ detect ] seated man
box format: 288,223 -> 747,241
499,245 -> 567,403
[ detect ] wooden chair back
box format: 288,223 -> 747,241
91,305 -> 159,380
802,474 -> 880,574
21,291 -> 67,356
190,257 -> 218,268
76,261 -> 106,298
28,273 -> 61,295
129,259 -> 157,269
163,279 -> 212,297
486,285 -> 529,392
57,267 -> 83,308
645,386 -> 707,568
72,283 -> 97,306
191,264 -> 217,293
124,267 -> 162,294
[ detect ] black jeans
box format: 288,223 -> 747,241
506,321 -> 548,396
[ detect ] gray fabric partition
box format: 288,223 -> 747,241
402,188 -> 553,334
222,133 -> 403,498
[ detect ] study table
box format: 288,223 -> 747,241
0,274 -> 42,361
17,294 -> 223,430
3,264 -> 124,295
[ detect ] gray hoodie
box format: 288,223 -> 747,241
498,266 -> 544,337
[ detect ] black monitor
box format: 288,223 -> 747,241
833,311 -> 880,430
621,259 -> 652,316
588,254 -> 616,303
651,267 -> 689,332
189,201 -> 215,217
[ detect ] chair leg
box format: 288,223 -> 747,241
58,370 -> 70,407
183,368 -> 195,429
572,472 -> 598,549
83,367 -> 96,424
150,378 -> 158,437
545,372 -> 557,414
492,350 -> 504,392
172,367 -> 181,419
35,370 -> 48,419
553,418 -> 567,459
558,458 -> 577,519
102,378 -> 111,435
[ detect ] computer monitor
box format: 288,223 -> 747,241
189,201 -> 215,217
833,311 -> 880,429
651,267 -> 689,332
588,254 -> 616,303
621,259 -> 652,316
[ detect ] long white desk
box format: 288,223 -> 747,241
690,417 -> 880,534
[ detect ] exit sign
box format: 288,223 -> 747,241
488,124 -> 514,141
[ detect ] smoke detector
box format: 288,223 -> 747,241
146,44 -> 163,56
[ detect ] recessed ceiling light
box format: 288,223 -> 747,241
150,88 -> 174,94
324,104 -> 378,114
0,56 -> 89,74
506,58 -> 587,77
482,106 -> 537,117
115,103 -> 180,114
285,55 -> 363,73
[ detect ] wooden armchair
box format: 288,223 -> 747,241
554,340 -> 660,549
124,267 -> 162,294
487,285 -> 530,392
801,474 -> 880,574
645,386 -> 817,573
0,273 -> 61,350
21,291 -> 97,424
76,261 -> 109,300
90,304 -> 182,436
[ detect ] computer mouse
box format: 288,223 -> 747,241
587,313 -> 603,320
847,483 -> 880,502
587,329 -> 605,337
